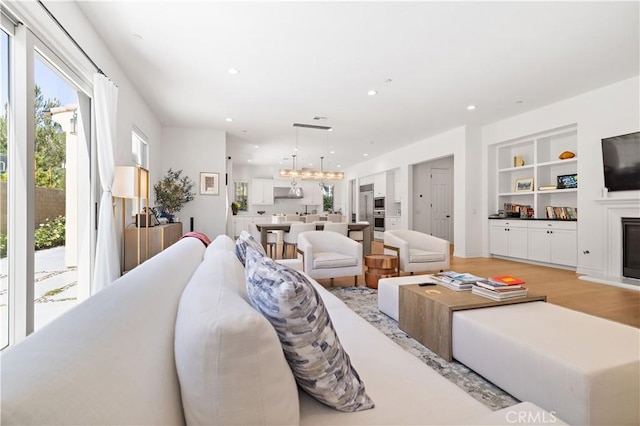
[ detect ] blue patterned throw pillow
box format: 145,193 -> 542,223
244,246 -> 374,412
235,230 -> 266,265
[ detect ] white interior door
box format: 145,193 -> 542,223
430,168 -> 452,241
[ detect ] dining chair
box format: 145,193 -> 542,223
282,222 -> 315,258
322,222 -> 348,236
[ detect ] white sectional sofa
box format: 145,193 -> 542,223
2,235 -> 558,425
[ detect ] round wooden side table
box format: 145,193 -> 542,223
364,254 -> 399,289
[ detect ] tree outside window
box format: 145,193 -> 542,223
234,181 -> 248,211
322,184 -> 334,212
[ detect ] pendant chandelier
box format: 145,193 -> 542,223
278,123 -> 344,181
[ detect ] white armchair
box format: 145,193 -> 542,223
383,229 -> 450,274
297,231 -> 362,286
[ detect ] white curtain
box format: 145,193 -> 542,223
92,73 -> 120,293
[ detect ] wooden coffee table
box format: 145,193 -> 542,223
364,254 -> 398,289
399,284 -> 546,361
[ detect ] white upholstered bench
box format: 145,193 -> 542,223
452,302 -> 640,426
378,274 -> 435,321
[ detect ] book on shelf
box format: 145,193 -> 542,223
472,286 -> 528,301
488,275 -> 526,285
538,185 -> 557,191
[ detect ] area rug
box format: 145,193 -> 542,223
328,286 -> 519,411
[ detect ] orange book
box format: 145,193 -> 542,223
488,275 -> 526,285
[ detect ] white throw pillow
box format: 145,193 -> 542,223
175,250 -> 299,425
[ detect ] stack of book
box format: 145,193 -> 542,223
432,271 -> 484,291
472,275 -> 528,300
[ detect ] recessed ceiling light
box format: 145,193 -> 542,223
293,148 -> 298,152
363,153 -> 369,157
254,145 -> 259,149
228,68 -> 240,75
467,105 -> 477,110
327,128 -> 333,132
330,150 -> 335,154
247,159 -> 252,162
337,165 -> 342,168
225,118 -> 233,122
367,90 -> 377,96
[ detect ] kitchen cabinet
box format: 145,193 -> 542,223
527,221 -> 577,266
251,179 -> 274,205
232,215 -> 268,238
489,220 -> 528,259
385,217 -> 401,230
374,173 -> 386,197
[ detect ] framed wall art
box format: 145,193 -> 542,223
514,177 -> 534,192
200,172 -> 220,195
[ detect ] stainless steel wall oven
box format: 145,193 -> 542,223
374,210 -> 385,231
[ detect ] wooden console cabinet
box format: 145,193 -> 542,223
124,222 -> 183,271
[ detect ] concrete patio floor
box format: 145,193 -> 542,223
1,246 -> 78,347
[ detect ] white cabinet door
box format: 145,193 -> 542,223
490,220 -> 527,258
385,217 -> 400,230
551,228 -> 577,266
528,227 -> 551,263
507,226 -> 528,259
232,218 -> 242,238
489,223 -> 509,256
527,221 -> 577,266
251,179 -> 274,205
373,173 -> 386,197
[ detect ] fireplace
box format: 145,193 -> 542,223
622,217 -> 640,279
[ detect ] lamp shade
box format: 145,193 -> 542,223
112,166 -> 148,198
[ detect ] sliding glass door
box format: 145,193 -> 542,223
1,27 -> 10,349
1,11 -> 95,347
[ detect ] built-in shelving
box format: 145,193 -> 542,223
489,124 -> 578,219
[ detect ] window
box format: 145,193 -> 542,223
132,128 -> 149,169
322,184 -> 334,213
234,181 -> 248,211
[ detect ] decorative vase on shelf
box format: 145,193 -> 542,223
231,202 -> 240,216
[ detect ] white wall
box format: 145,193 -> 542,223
40,2 -> 163,181
482,76 -> 640,276
344,126 -> 480,257
161,127 -> 227,239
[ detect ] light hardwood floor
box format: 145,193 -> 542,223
311,241 -> 640,328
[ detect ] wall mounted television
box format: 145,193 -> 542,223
601,131 -> 640,192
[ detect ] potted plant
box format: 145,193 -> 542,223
231,201 -> 240,216
153,168 -> 195,222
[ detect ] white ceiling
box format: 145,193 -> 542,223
75,1 -> 639,171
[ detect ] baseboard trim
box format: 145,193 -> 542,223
578,274 -> 640,291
